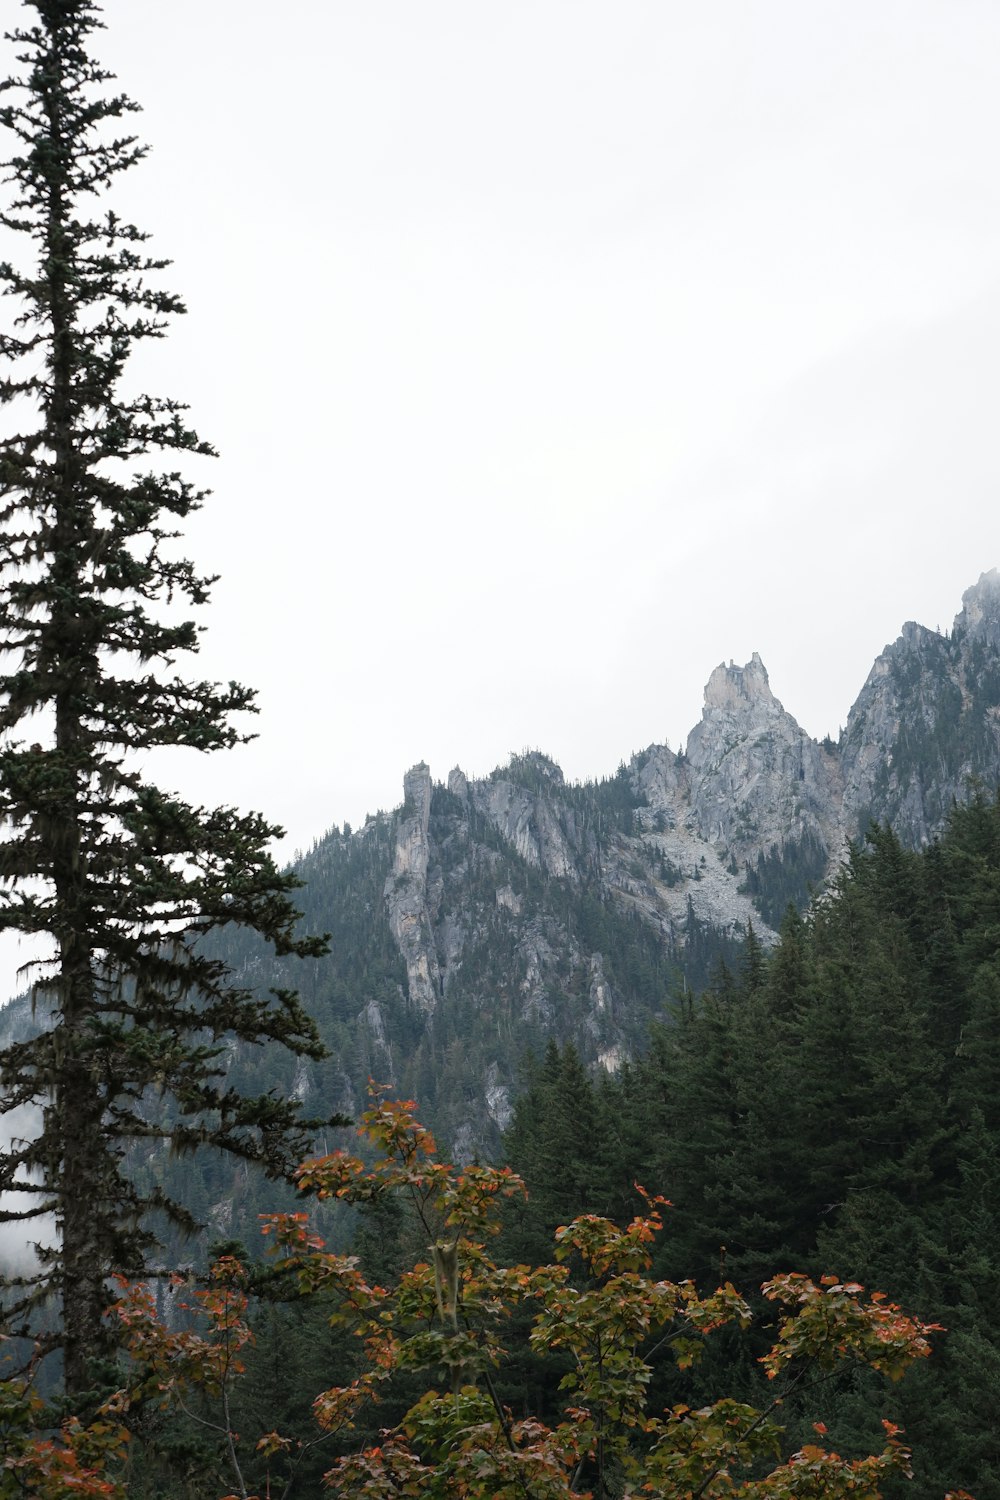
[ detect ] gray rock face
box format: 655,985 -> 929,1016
631,743 -> 681,814
447,765 -> 469,801
685,652 -> 842,864
959,567 -> 1000,646
471,768 -> 579,880
359,998 -> 395,1084
5,579 -> 996,1172
840,570 -> 1000,846
365,573 -> 1000,1151
383,762 -> 441,1013
380,576 -> 1000,1025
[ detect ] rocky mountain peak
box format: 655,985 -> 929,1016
701,651 -> 777,714
447,766 -> 469,801
181,571 -> 1000,1161
840,568 -> 1000,846
385,761 -> 440,1013
955,568 -> 1000,643
505,750 -> 565,788
402,761 -> 432,828
898,619 -> 937,649
682,648 -> 840,864
686,655 -> 792,779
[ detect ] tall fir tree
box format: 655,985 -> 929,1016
0,0 -> 334,1396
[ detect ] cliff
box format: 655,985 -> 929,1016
295,570 -> 1000,1153
5,572 -> 999,1164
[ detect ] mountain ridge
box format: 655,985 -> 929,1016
3,572 -> 998,1164
263,568 -> 1000,1153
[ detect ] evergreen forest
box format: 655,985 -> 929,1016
1,3 -> 999,1496
74,790 -> 1000,1498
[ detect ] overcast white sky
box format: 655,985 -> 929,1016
2,2 -> 998,994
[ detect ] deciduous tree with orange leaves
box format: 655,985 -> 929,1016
5,1091 -> 963,1500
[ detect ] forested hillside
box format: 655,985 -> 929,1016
105,790 -> 1000,1498
208,570 -> 1000,1159
2,0 -> 996,1490
4,575 -> 999,1169
503,790 -> 1000,1498
2,572 -> 1000,1496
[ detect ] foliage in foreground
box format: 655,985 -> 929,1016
0,1094 -> 965,1499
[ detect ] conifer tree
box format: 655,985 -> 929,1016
0,0 -> 332,1396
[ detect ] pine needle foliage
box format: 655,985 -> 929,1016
0,0 -> 331,1396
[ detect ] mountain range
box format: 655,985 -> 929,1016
254,567 -> 1000,1157
3,570 -> 998,1172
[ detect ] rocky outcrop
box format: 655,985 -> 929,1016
685,652 -> 842,862
614,807 -> 774,941
959,567 -> 1000,646
447,765 -> 469,801
354,572 -> 1000,1153
471,761 -> 579,880
6,577 -> 997,1170
841,570 -> 1000,846
376,575 -> 1000,1079
483,1062 -> 513,1132
383,762 -> 441,1013
631,743 -> 682,816
359,998 -> 395,1084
